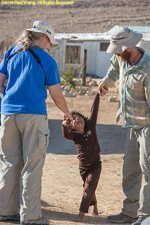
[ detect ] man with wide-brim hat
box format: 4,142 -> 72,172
98,26 -> 150,225
106,26 -> 142,54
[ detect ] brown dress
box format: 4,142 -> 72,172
62,93 -> 101,213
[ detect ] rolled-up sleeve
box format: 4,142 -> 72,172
102,54 -> 120,87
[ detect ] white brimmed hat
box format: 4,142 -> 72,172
26,20 -> 58,47
107,26 -> 143,53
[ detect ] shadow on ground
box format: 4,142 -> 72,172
47,119 -> 127,155
42,200 -> 110,224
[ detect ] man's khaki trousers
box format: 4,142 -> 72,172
122,126 -> 150,218
0,114 -> 49,222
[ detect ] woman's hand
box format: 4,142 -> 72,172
62,114 -> 72,127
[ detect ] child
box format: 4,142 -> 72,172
62,92 -> 101,222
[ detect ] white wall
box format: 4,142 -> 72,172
138,40 -> 150,55
96,51 -> 112,77
83,41 -> 112,77
83,41 -> 98,76
53,40 -> 112,78
51,39 -> 67,73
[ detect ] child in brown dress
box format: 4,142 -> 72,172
62,92 -> 101,222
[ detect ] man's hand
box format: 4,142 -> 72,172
98,82 -> 109,96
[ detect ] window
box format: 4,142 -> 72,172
65,46 -> 81,64
100,42 -> 109,51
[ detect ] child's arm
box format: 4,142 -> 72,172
62,115 -> 74,140
89,92 -> 100,126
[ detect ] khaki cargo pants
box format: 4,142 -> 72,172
122,126 -> 150,218
0,114 -> 49,223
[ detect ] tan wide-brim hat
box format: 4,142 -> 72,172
26,20 -> 59,47
107,26 -> 143,54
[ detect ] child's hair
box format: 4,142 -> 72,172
70,111 -> 88,131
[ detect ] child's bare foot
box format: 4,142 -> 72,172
92,204 -> 99,217
74,212 -> 85,222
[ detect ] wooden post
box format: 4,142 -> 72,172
81,49 -> 87,86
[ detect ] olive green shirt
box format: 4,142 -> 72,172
103,49 -> 150,128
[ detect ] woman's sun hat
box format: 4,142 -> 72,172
107,26 -> 143,53
26,20 -> 58,47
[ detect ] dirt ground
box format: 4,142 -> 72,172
0,1 -> 149,224
0,86 -> 131,225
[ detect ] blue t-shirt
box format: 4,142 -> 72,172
0,45 -> 60,115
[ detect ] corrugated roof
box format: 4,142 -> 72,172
55,25 -> 150,41
55,26 -> 117,41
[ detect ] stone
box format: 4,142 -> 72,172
86,77 -> 92,83
70,88 -> 79,94
88,81 -> 97,86
108,95 -> 118,102
63,91 -> 76,97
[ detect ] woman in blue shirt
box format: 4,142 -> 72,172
0,20 -> 72,225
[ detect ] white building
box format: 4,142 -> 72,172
52,25 -> 150,78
